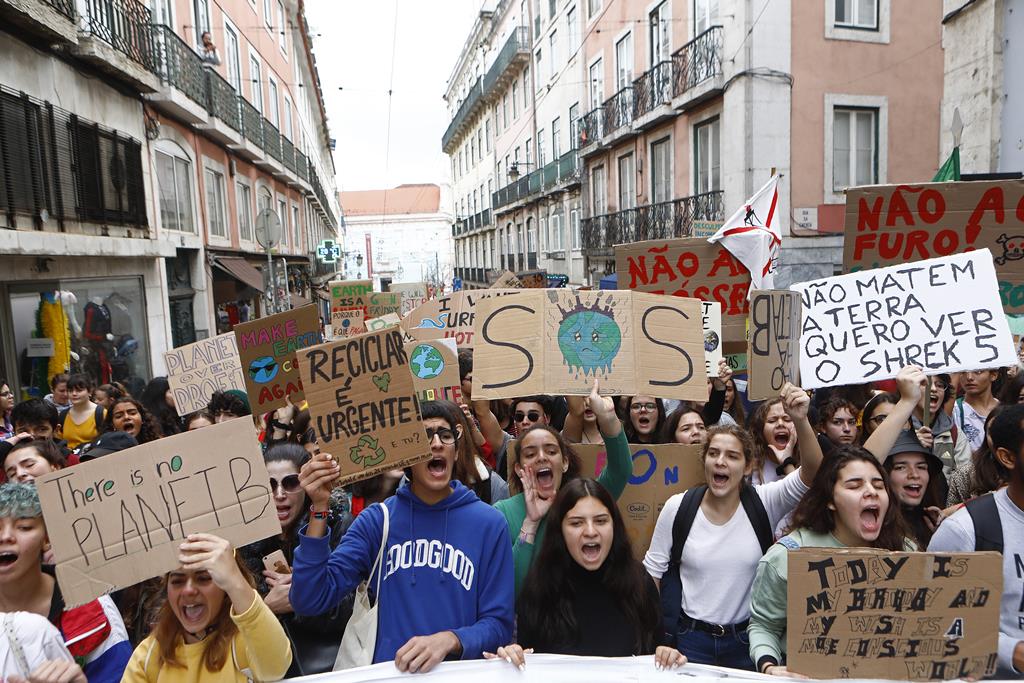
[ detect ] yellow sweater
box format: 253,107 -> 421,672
121,595 -> 292,683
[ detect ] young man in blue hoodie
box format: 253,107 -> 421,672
291,401 -> 514,673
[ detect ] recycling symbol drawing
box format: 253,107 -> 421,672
350,435 -> 386,468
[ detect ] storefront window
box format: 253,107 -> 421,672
6,277 -> 152,400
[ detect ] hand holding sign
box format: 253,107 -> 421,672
299,452 -> 339,509
177,533 -> 254,607
895,364 -> 927,405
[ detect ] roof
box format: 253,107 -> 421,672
339,184 -> 441,216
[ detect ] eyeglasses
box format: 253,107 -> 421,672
269,474 -> 302,493
514,411 -> 541,423
630,402 -> 657,412
425,427 -> 457,445
0,391 -> 13,398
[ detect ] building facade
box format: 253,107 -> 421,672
444,0 -> 943,288
338,184 -> 455,293
0,0 -> 338,398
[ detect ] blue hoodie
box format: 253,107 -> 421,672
290,481 -> 514,664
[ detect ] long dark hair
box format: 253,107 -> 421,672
660,403 -> 704,444
724,378 -> 746,424
860,392 -> 899,444
972,405 -> 1010,496
508,424 -> 581,495
102,397 -> 162,444
882,447 -> 947,548
748,398 -> 798,478
517,479 -> 659,655
788,446 -> 907,551
140,377 -> 181,436
264,442 -> 310,536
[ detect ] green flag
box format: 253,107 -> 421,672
932,146 -> 961,182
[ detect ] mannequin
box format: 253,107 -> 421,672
83,296 -> 114,383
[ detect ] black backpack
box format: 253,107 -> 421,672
660,484 -> 774,641
964,493 -> 1003,553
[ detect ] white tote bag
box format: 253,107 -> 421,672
333,503 -> 389,671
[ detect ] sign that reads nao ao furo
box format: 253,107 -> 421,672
792,250 -> 1016,389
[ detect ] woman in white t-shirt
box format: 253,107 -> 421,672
643,384 -> 823,670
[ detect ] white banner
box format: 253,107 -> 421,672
791,249 -> 1015,389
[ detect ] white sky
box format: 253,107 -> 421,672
304,0 -> 481,193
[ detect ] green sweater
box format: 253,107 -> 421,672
494,429 -> 631,594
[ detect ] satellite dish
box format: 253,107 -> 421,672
255,209 -> 282,250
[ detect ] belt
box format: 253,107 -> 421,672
679,611 -> 749,638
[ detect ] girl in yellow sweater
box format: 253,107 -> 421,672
122,533 -> 292,683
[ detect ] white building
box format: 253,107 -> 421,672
338,184 -> 455,292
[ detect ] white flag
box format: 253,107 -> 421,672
707,175 -> 781,290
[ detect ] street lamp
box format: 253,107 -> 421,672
508,161 -> 535,181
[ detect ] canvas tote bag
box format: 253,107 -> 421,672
333,503 -> 389,670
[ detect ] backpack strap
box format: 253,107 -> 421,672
964,493 -> 1003,553
668,485 -> 707,565
739,483 -> 774,554
94,404 -> 105,428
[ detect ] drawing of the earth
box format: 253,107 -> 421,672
410,344 -> 445,379
557,310 -> 622,375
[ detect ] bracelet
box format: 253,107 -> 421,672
309,505 -> 329,521
518,531 -> 535,545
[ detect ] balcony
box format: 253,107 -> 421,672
671,26 -> 724,111
0,0 -> 78,43
633,60 -> 673,129
581,191 -> 724,257
482,26 -> 530,98
454,208 -> 493,236
492,150 -> 580,213
199,69 -> 242,144
148,24 -> 207,123
601,86 -> 634,143
578,107 -> 604,154
441,77 -> 484,153
230,97 -> 264,160
73,0 -> 161,92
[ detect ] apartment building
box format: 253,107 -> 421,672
445,0 -> 943,288
0,0 -> 338,398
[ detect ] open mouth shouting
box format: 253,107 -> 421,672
580,541 -> 602,564
535,467 -> 554,489
0,551 -> 17,571
901,483 -> 924,502
772,428 -> 791,449
426,455 -> 449,480
180,602 -> 209,628
275,503 -> 293,522
859,503 -> 881,537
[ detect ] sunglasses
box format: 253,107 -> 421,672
514,410 -> 542,423
425,427 -> 457,445
270,474 -> 302,493
630,402 -> 657,412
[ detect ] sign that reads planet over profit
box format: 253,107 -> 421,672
234,305 -> 321,412
406,338 -> 462,404
471,290 -> 707,401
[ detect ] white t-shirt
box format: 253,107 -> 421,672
0,612 -> 75,679
643,469 -> 809,625
928,487 -> 1024,676
952,398 -> 990,454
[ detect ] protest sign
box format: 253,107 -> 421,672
786,548 -> 1001,680
843,180 -> 1024,313
163,333 -> 245,416
389,282 -> 428,316
401,289 -> 519,348
234,304 -> 320,412
615,238 -> 751,346
297,327 -> 428,486
747,290 -> 801,400
701,301 -> 722,377
577,444 -> 703,559
366,312 -> 402,332
491,271 -> 524,289
472,290 -> 707,401
329,279 -> 372,324
36,419 -> 279,607
792,250 -> 1015,389
408,338 -> 463,404
517,270 -> 548,288
331,309 -> 365,339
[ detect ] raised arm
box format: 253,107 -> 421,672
561,395 -> 585,443
781,384 -> 822,488
473,400 -> 507,454
864,365 -> 925,462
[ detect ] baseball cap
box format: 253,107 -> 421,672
77,431 -> 139,461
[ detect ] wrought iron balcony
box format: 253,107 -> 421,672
672,26 -> 723,100
441,77 -> 484,152
454,208 -> 493,235
205,69 -> 241,131
581,191 -> 724,255
578,107 -> 604,148
281,137 -> 296,173
492,150 -> 579,211
239,98 -> 263,147
633,60 -> 672,119
483,26 -> 530,97
151,24 -> 206,108
82,0 -> 156,70
263,121 -> 282,162
602,86 -> 634,135
45,0 -> 75,20
556,150 -> 580,185
295,150 -> 309,182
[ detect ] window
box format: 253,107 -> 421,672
512,81 -> 519,119
249,56 -> 262,111
615,33 -> 633,89
591,165 -> 607,214
551,211 -> 563,250
569,102 -> 580,142
549,0 -> 556,19
267,77 -> 279,127
237,182 -> 253,241
525,138 -> 532,166
292,204 -> 301,249
263,0 -> 273,29
694,116 -> 721,193
156,150 -> 194,232
589,59 -> 603,108
695,0 -> 718,35
567,6 -> 579,52
502,92 -> 509,129
571,207 -> 581,250
527,218 -> 536,252
549,30 -> 558,79
277,0 -> 286,50
540,215 -> 547,251
477,129 -> 483,160
650,1 -> 670,63
651,137 -> 671,203
537,128 -> 546,165
588,0 -> 602,19
551,117 -> 561,157
487,179 -> 493,207
835,0 -> 877,29
204,167 -> 227,238
277,198 -> 288,246
193,0 -> 210,43
224,24 -> 241,90
617,153 -> 635,209
522,66 -> 530,104
283,96 -> 292,139
535,49 -> 543,87
833,107 -> 877,189
484,119 -> 491,151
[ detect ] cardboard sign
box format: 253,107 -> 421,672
577,444 -> 703,559
701,301 -> 722,377
296,327 -> 428,486
401,289 -> 519,348
332,309 -> 366,339
329,279 -> 372,324
366,312 -> 402,332
472,290 -> 707,401
615,238 -> 752,345
408,338 -> 463,404
390,282 -> 428,316
843,180 -> 1024,313
234,304 -> 321,412
36,419 -> 280,607
747,290 -> 801,400
792,250 -> 1015,389
491,271 -> 524,289
786,548 -> 1002,680
516,270 -> 547,288
163,333 -> 245,416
